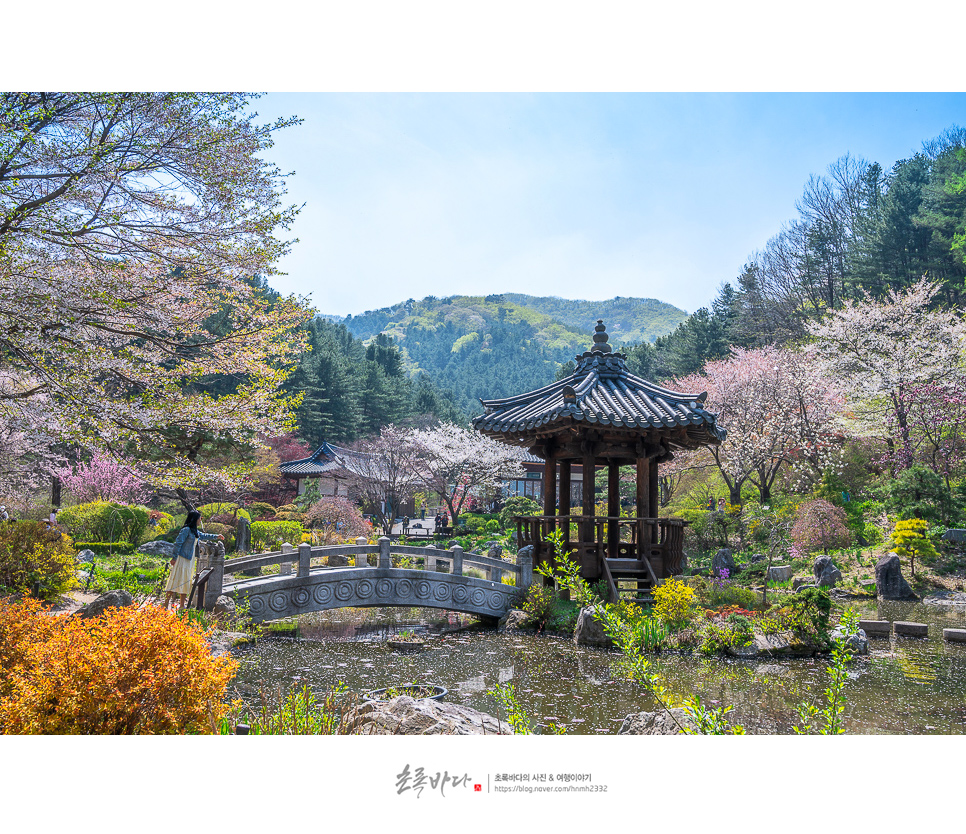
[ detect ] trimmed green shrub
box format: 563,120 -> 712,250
246,501 -> 277,519
0,521 -> 76,599
250,521 -> 304,552
57,502 -> 150,545
498,497 -> 541,531
198,503 -> 251,523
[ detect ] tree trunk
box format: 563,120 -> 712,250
51,475 -> 62,508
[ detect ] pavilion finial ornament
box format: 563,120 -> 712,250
592,319 -> 612,353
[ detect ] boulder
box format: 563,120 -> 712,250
941,528 -> 966,544
767,565 -> 793,582
875,553 -> 918,600
76,549 -> 96,564
813,555 -> 842,588
711,548 -> 734,577
213,595 -> 236,618
726,631 -> 819,659
830,626 -> 869,655
792,577 -> 816,591
617,708 -> 698,735
138,539 -> 176,559
447,540 -> 460,550
343,695 -> 512,735
497,609 -> 530,633
327,553 -> 349,567
573,606 -> 614,648
747,552 -> 766,564
76,589 -> 134,619
486,543 -> 504,559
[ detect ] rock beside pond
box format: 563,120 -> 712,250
875,553 -> 918,600
213,595 -> 236,618
922,591 -> 966,608
830,626 -> 869,655
343,695 -> 513,735
498,609 -> 530,633
617,708 -> 697,735
813,555 -> 842,588
726,631 -> 819,659
138,539 -> 176,558
712,548 -> 734,577
573,606 -> 614,649
76,589 -> 134,619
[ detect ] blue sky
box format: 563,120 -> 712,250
253,92 -> 966,318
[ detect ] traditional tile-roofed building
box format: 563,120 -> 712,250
279,441 -> 358,498
473,319 -> 726,599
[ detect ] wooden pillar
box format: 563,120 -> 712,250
607,460 -> 620,559
582,451 -> 596,555
636,455 -> 649,554
558,459 -> 571,541
543,446 -> 557,519
649,455 -> 660,544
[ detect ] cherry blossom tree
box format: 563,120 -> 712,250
409,422 -> 526,525
345,425 -> 421,536
0,93 -> 311,493
56,452 -> 148,505
807,278 -> 964,472
676,346 -> 844,504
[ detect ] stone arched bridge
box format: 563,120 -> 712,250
200,538 -> 533,624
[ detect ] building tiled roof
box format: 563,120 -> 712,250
472,320 -> 725,448
279,441 -> 359,478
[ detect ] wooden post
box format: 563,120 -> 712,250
649,455 -> 660,544
297,542 -> 312,578
582,450 -> 596,567
559,459 -> 571,541
543,446 -> 557,518
608,459 -> 620,559
637,455 -> 649,557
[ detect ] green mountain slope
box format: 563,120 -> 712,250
499,294 -> 687,345
341,294 -> 686,416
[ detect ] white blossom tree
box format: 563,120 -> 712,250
409,422 -> 526,525
344,425 -> 421,536
806,278 -> 964,470
0,93 -> 311,495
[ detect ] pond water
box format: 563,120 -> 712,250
228,599 -> 966,734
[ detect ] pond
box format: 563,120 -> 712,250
228,599 -> 966,734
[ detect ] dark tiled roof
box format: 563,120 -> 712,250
279,441 -> 358,477
472,321 -> 725,448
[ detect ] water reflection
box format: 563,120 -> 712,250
228,598 -> 966,735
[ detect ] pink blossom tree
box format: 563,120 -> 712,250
57,453 -> 149,505
676,346 -> 844,505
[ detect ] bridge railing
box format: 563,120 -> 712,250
206,536 -> 533,609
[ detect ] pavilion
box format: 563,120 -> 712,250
472,320 -> 725,601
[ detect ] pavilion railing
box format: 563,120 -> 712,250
513,515 -> 688,579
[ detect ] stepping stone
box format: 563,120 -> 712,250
859,619 -> 891,636
894,621 -> 928,637
942,628 -> 966,643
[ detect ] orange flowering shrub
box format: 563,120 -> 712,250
0,600 -> 237,734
